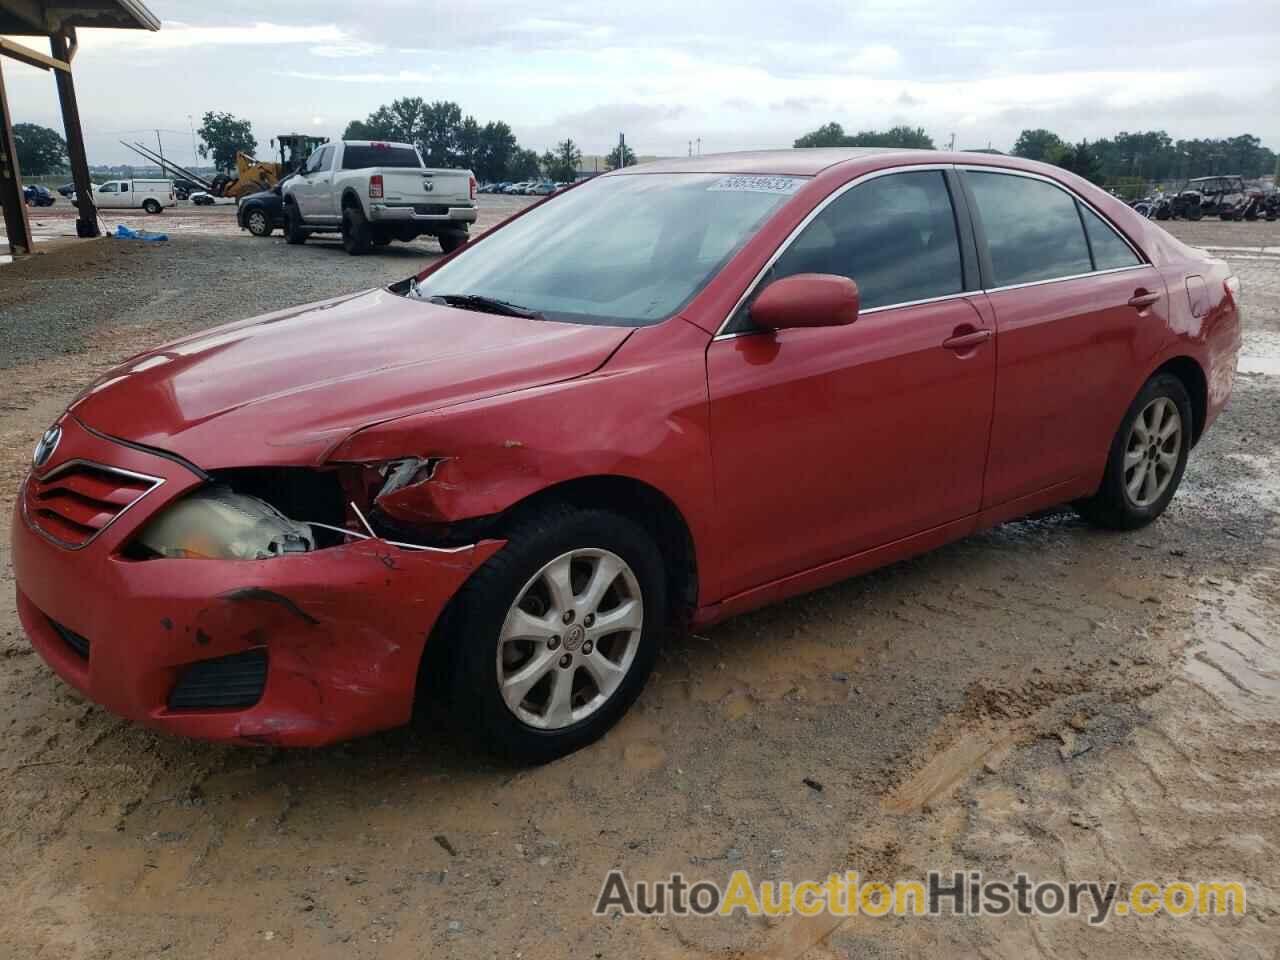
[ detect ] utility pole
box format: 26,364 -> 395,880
948,132 -> 956,151
619,132 -> 626,168
188,114 -> 197,168
696,137 -> 701,157
155,129 -> 165,177
688,140 -> 692,158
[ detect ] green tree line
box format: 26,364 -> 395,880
343,98 -> 608,182
794,121 -> 1276,186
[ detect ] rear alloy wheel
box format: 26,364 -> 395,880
1075,373 -> 1191,530
341,205 -> 372,255
142,198 -> 161,214
245,209 -> 272,237
442,506 -> 665,763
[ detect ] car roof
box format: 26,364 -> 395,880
615,148 -> 930,177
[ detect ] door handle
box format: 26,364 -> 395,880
941,328 -> 992,351
1128,289 -> 1161,309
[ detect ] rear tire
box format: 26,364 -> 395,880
341,204 -> 372,255
439,230 -> 468,255
439,505 -> 666,764
1074,373 -> 1192,530
284,205 -> 307,245
142,199 -> 161,215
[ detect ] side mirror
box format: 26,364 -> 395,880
750,273 -> 860,331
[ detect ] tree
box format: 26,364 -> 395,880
794,122 -> 850,148
343,97 -> 425,143
12,123 -> 67,175
1011,129 -> 1067,164
1057,139 -> 1103,184
794,122 -> 934,149
507,147 -> 541,181
476,121 -> 517,182
605,143 -> 637,170
544,138 -> 581,181
197,111 -> 257,173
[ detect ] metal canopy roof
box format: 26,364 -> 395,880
0,0 -> 159,36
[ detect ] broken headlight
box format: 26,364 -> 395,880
134,485 -> 315,560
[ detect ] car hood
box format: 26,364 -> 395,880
69,288 -> 632,468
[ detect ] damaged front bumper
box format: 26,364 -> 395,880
12,418 -> 503,747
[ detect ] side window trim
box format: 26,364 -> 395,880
956,166 -> 1149,293
716,163 -> 977,337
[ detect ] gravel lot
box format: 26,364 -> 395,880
0,212 -> 1278,959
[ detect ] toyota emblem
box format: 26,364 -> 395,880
33,424 -> 61,469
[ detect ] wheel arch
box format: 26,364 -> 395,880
340,188 -> 363,211
1153,355 -> 1208,446
414,473 -> 699,708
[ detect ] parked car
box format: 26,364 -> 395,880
236,184 -> 286,236
172,178 -> 202,201
189,191 -> 215,206
22,184 -> 56,206
282,140 -> 477,254
56,182 -> 76,197
76,178 -> 174,214
12,151 -> 1240,762
530,181 -> 557,196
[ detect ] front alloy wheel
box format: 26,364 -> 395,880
498,549 -> 643,730
440,505 -> 666,763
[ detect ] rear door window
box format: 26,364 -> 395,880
766,170 -> 964,311
966,171 -> 1092,286
1079,206 -> 1141,271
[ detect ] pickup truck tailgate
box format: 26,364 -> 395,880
381,168 -> 471,204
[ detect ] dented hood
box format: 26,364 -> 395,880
69,288 -> 631,468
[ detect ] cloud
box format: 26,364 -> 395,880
278,70 -> 438,84
78,20 -> 351,49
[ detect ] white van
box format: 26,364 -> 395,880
92,179 -> 174,214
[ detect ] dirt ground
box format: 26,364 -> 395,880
0,212 -> 1278,959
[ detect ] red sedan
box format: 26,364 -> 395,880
13,150 -> 1241,762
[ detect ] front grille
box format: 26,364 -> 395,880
25,461 -> 162,548
168,649 -> 269,710
412,204 -> 449,216
49,618 -> 90,659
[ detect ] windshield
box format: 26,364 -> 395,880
410,172 -> 805,326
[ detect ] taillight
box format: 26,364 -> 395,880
469,175 -> 477,200
369,174 -> 384,199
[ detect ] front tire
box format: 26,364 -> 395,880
441,506 -> 667,764
245,208 -> 272,237
1074,373 -> 1192,530
284,204 -> 307,244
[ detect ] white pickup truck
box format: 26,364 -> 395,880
281,140 -> 477,255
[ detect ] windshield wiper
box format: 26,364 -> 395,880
428,293 -> 544,320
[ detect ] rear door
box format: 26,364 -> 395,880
962,168 -> 1166,509
706,168 -> 996,596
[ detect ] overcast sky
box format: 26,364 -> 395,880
3,0 -> 1277,167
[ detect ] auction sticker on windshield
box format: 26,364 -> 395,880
707,175 -> 805,194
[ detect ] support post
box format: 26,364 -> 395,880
0,56 -> 34,256
50,30 -> 98,238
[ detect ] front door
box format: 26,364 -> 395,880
707,169 -> 996,597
